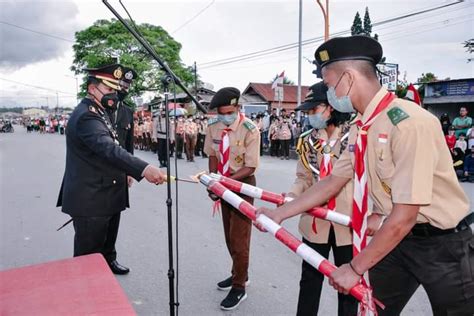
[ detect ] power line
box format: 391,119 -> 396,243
199,12 -> 473,72
0,21 -> 75,43
0,78 -> 76,96
172,0 -> 215,34
198,0 -> 466,68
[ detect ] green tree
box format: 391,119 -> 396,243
463,38 -> 473,63
351,12 -> 363,35
71,19 -> 194,104
416,72 -> 438,99
270,74 -> 295,85
363,7 -> 372,36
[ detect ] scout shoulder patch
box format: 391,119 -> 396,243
208,118 -> 219,125
387,107 -> 409,125
243,120 -> 256,132
299,128 -> 314,139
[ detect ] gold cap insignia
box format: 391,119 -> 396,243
230,98 -> 237,105
319,50 -> 329,62
113,67 -> 123,79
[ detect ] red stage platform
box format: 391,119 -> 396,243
0,254 -> 136,315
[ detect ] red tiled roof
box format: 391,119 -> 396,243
242,82 -> 310,103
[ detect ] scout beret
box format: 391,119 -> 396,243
314,35 -> 383,69
209,87 -> 240,109
83,64 -> 124,91
295,82 -> 328,111
119,66 -> 138,91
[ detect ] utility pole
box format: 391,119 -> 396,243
297,0 -> 303,109
193,61 -> 198,97
316,0 -> 330,41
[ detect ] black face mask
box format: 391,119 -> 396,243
97,86 -> 119,110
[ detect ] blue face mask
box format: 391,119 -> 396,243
326,72 -> 355,113
218,112 -> 238,126
308,112 -> 327,129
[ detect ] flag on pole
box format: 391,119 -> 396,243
405,84 -> 421,105
272,71 -> 285,90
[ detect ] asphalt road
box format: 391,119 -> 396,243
1,127 -> 472,315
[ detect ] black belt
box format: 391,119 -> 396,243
409,212 -> 474,237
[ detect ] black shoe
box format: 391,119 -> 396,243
108,260 -> 130,275
217,276 -> 250,291
220,288 -> 247,311
202,154 -> 208,158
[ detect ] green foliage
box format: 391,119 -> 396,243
463,38 -> 473,62
351,12 -> 363,35
71,19 -> 194,103
363,7 -> 372,36
417,72 -> 438,84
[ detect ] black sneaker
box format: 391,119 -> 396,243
217,276 -> 250,291
220,288 -> 247,311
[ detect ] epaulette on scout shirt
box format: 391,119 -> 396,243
243,120 -> 257,132
208,118 -> 219,126
387,106 -> 410,125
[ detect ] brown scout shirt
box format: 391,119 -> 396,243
332,88 -> 470,229
204,114 -> 260,174
290,127 -> 354,246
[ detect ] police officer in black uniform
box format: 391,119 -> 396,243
57,64 -> 166,274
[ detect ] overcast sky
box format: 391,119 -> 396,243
0,0 -> 473,108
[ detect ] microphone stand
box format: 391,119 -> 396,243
102,2 -> 207,315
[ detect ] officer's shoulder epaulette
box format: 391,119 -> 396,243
299,128 -> 314,139
208,118 -> 219,126
387,106 -> 410,125
243,120 -> 257,132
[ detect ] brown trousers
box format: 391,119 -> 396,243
185,134 -> 197,160
221,175 -> 256,289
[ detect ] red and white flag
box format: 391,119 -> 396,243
271,71 -> 285,90
405,84 -> 421,105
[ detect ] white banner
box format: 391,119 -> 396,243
376,63 -> 398,91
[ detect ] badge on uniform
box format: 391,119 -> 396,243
126,124 -> 131,130
88,105 -> 97,114
213,139 -> 221,144
322,144 -> 331,154
235,155 -> 243,164
378,133 -> 388,144
349,144 -> 355,152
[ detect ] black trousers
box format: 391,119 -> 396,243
271,139 -> 280,156
195,133 -> 205,156
157,138 -> 167,166
297,228 -> 358,316
72,213 -> 121,263
280,139 -> 290,158
370,228 -> 474,316
176,134 -> 184,158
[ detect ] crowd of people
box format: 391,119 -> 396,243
22,116 -> 69,134
442,106 -> 474,182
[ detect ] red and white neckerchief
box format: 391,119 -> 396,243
352,92 -> 395,258
353,92 -> 394,316
310,137 -> 337,233
213,114 -> 245,215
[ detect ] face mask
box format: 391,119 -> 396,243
96,86 -> 119,110
326,72 -> 355,113
218,112 -> 238,126
308,112 -> 327,129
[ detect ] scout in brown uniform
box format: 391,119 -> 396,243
257,35 -> 473,315
175,116 -> 185,159
204,87 -> 260,310
184,115 -> 198,162
290,82 -> 356,316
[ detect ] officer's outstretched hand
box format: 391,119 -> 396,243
143,165 -> 166,185
254,207 -> 282,232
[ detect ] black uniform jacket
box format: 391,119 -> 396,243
57,98 -> 148,217
115,101 -> 134,154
